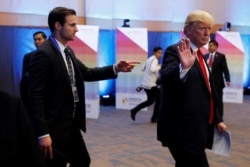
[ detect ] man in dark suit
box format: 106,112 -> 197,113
157,10 -> 227,167
20,31 -> 47,109
0,90 -> 46,167
27,7 -> 138,167
205,39 -> 230,119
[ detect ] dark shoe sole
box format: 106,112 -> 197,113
130,110 -> 136,121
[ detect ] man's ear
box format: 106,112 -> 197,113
54,22 -> 61,31
183,27 -> 190,36
185,27 -> 191,35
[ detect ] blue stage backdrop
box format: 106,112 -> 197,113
0,26 -> 250,96
98,29 -> 116,96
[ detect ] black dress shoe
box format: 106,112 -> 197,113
130,110 -> 136,121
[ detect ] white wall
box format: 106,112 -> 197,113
85,0 -> 250,26
0,0 -> 249,28
0,0 -> 84,16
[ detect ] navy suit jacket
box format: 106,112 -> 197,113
20,50 -> 36,109
157,43 -> 222,154
204,52 -> 230,91
0,90 -> 45,167
28,38 -> 117,143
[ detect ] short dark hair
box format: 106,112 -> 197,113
153,46 -> 162,53
209,39 -> 219,47
48,7 -> 76,33
33,31 -> 47,39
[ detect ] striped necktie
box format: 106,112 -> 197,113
64,48 -> 74,84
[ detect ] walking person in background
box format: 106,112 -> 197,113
130,46 -> 162,123
205,39 -> 230,119
20,31 -> 47,109
157,10 -> 227,167
27,6 -> 138,167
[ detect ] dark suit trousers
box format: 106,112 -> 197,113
217,88 -> 224,119
45,125 -> 91,167
132,86 -> 160,120
168,145 -> 209,167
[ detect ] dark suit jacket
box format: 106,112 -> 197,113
157,43 -> 222,154
28,38 -> 117,143
0,90 -> 45,167
204,52 -> 230,92
20,51 -> 36,109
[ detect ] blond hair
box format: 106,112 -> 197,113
183,10 -> 214,34
185,10 -> 214,26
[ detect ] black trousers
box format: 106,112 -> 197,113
217,88 -> 224,119
168,145 -> 209,167
132,86 -> 160,120
45,126 -> 91,167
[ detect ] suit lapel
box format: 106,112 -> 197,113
194,59 -> 206,81
194,57 -> 211,94
50,41 -> 72,85
191,48 -> 208,85
214,53 -> 218,62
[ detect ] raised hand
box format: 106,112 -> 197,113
177,38 -> 196,69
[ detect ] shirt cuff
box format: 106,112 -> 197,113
38,134 -> 50,139
179,64 -> 191,79
113,65 -> 118,75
